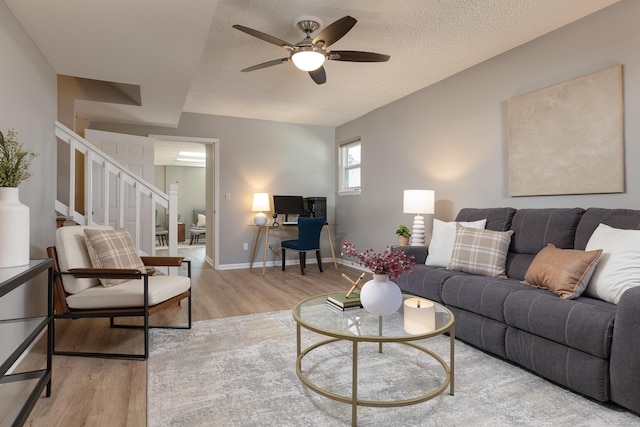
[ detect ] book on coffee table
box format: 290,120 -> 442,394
327,291 -> 362,309
326,299 -> 362,312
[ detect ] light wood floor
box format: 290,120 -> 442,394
21,246 -> 359,426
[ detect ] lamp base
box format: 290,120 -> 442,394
254,212 -> 267,226
410,214 -> 426,246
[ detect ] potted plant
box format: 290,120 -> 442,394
396,224 -> 411,246
0,129 -> 38,267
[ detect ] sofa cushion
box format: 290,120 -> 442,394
574,208 -> 640,250
504,252 -> 536,281
394,266 -> 467,303
65,274 -> 191,309
83,228 -> 146,287
505,327 -> 610,402
523,244 -> 602,299
509,208 -> 585,254
584,223 -> 640,304
441,274 -> 532,323
56,225 -> 115,294
455,207 -> 516,232
447,306 -> 509,358
448,225 -> 514,278
425,219 -> 486,267
503,290 -> 615,359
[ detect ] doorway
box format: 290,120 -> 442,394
151,134 -> 219,269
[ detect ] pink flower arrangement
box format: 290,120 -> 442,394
342,241 -> 416,280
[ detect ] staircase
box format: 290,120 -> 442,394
54,121 -> 179,259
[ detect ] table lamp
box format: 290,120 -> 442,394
403,189 -> 435,246
252,192 -> 270,226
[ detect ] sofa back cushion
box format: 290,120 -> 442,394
509,208 -> 584,254
574,208 -> 640,250
455,207 -> 517,232
506,208 -> 584,280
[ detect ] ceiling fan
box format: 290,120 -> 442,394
233,15 -> 390,85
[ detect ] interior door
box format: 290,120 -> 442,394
84,129 -> 155,255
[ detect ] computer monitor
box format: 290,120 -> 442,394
273,195 -> 305,223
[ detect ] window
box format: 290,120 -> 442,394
339,137 -> 361,195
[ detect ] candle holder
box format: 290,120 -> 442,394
404,297 -> 436,335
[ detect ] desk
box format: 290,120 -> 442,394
250,224 -> 338,275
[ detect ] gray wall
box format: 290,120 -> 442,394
91,113 -> 336,267
335,0 -> 640,252
0,2 -> 57,317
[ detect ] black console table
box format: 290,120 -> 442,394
0,259 -> 53,426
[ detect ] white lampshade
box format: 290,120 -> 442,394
252,193 -> 270,226
403,190 -> 435,214
291,48 -> 326,71
403,190 -> 435,246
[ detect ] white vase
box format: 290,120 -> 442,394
0,187 -> 30,268
360,274 -> 403,316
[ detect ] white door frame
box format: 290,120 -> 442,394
150,134 -> 220,269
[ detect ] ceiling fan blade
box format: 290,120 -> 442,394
329,50 -> 390,62
233,25 -> 293,50
309,66 -> 326,85
241,58 -> 289,72
312,16 -> 357,48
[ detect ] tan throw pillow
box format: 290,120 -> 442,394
83,228 -> 146,287
448,224 -> 514,278
523,243 -> 602,299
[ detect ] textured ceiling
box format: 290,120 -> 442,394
8,0 -> 619,128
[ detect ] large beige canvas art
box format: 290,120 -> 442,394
508,65 -> 624,196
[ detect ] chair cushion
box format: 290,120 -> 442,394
196,214 -> 206,227
65,275 -> 191,309
83,228 -> 146,287
448,224 -> 514,278
56,225 -> 114,294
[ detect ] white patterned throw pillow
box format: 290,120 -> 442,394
448,224 -> 514,278
83,228 -> 146,287
425,219 -> 487,267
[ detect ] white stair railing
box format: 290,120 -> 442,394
54,121 -> 179,260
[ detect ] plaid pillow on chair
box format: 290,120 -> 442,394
83,228 -> 146,287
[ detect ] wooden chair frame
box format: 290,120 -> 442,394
47,247 -> 192,360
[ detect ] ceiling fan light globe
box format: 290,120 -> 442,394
291,50 -> 325,71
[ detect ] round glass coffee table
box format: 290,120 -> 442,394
292,293 -> 455,426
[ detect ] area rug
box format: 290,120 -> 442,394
148,310 -> 637,426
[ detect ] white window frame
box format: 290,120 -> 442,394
338,137 -> 361,196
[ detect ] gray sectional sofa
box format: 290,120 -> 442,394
394,207 -> 640,414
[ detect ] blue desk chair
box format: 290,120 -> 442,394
281,217 -> 325,275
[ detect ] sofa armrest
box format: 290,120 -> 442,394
609,286 -> 640,413
393,245 -> 429,264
